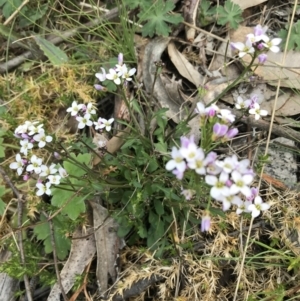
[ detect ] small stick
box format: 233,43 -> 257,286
42,211 -> 69,301
4,0 -> 29,26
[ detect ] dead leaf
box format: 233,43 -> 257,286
142,37 -> 182,122
231,0 -> 267,9
47,228 -> 96,301
89,201 -> 124,296
168,42 -> 203,87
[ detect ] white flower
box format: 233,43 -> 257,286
20,139 -> 33,156
76,113 -> 93,129
216,194 -> 242,211
58,167 -> 68,178
217,109 -> 235,123
249,103 -> 268,120
85,103 -> 97,115
48,175 -> 61,185
94,117 -> 114,131
115,64 -> 128,75
26,155 -> 43,174
66,101 -> 84,116
33,130 -> 53,148
248,195 -> 270,218
40,164 -> 58,177
262,37 -> 282,53
95,67 -> 107,82
231,39 -> 255,58
15,121 -> 38,135
105,68 -> 122,85
205,172 -> 230,199
215,155 -> 238,174
122,67 -> 136,81
166,147 -> 186,172
181,188 -> 195,201
230,170 -> 253,197
36,182 -> 52,196
235,199 -> 252,215
28,123 -> 44,136
235,96 -> 251,110
179,140 -> 198,163
9,153 -> 24,176
187,148 -> 206,175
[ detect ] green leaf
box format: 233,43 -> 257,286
0,0 -> 22,19
63,153 -> 91,177
33,36 -> 69,66
34,215 -> 71,260
216,0 -> 243,29
124,0 -> 151,10
0,138 -> 5,158
18,4 -> 48,27
154,142 -> 167,153
137,225 -> 148,238
0,186 -> 6,215
51,186 -> 91,220
139,0 -> 183,37
278,21 -> 300,51
154,199 -> 164,215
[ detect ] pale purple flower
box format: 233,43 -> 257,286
248,195 -> 270,218
118,53 -> 123,66
258,53 -> 267,64
253,25 -> 269,41
247,187 -> 259,202
172,168 -> 184,180
105,68 -> 122,85
95,67 -> 107,82
201,214 -> 211,232
166,147 -> 186,172
212,123 -> 228,140
67,101 -> 84,116
9,153 -> 24,176
94,84 -> 104,90
224,128 -> 238,140
36,182 -> 52,196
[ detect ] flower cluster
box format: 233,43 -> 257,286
66,101 -> 114,132
94,53 -> 136,90
196,102 -> 238,142
231,24 -> 282,63
10,121 -> 68,196
235,94 -> 268,120
166,101 -> 270,231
